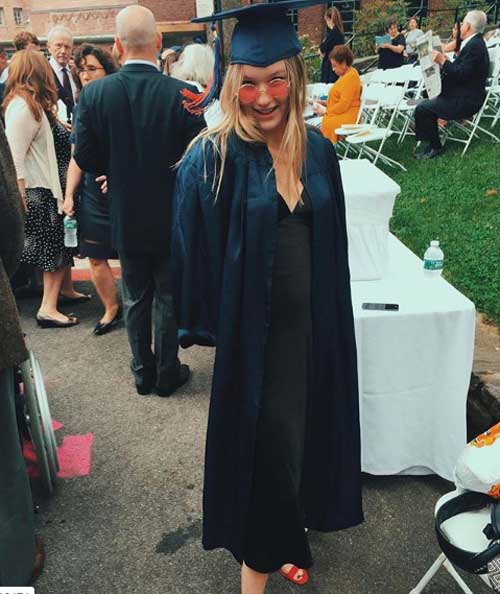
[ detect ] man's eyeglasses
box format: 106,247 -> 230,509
77,66 -> 105,75
237,78 -> 289,105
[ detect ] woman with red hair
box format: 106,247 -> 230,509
3,50 -> 79,327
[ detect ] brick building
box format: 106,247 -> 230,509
1,0 -> 491,53
0,0 -> 206,50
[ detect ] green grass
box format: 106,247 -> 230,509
370,128 -> 500,325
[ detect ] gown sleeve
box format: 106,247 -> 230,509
171,139 -> 231,348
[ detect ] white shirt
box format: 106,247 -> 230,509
124,59 -> 160,71
5,96 -> 63,206
460,32 -> 479,52
0,66 -> 8,84
49,56 -> 78,102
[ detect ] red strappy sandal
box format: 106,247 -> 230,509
279,565 -> 309,586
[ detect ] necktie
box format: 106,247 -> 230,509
61,67 -> 74,118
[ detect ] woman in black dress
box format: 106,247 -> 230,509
63,45 -> 121,335
172,2 -> 363,593
319,6 -> 345,84
377,17 -> 406,70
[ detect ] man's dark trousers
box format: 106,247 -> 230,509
415,96 -> 483,149
119,252 -> 180,391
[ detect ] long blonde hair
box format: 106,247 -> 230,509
183,55 -> 308,199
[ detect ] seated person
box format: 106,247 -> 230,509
377,17 -> 406,70
318,45 -> 361,143
414,10 -> 490,159
404,16 -> 424,63
442,22 -> 460,55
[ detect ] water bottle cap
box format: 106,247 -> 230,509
430,240 -> 439,247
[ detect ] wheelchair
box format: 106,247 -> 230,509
15,351 -> 59,497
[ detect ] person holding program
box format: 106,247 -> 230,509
172,2 -> 363,593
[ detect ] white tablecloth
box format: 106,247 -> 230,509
351,234 -> 476,480
340,159 -> 401,281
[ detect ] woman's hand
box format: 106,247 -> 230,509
63,195 -> 75,216
312,101 -> 326,116
96,175 -> 108,194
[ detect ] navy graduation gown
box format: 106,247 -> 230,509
171,128 -> 363,562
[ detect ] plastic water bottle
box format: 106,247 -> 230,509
63,215 -> 78,248
423,240 -> 444,277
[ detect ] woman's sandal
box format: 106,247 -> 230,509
36,313 -> 79,328
58,293 -> 92,305
279,565 -> 309,586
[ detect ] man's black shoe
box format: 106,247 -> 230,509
135,370 -> 156,396
421,147 -> 444,159
415,145 -> 432,160
415,147 -> 444,161
156,364 -> 191,397
136,382 -> 154,395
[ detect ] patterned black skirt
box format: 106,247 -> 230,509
21,188 -> 75,273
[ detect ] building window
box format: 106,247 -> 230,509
0,7 -> 5,26
288,8 -> 298,31
407,0 -> 428,20
269,0 -> 298,32
13,7 -> 23,26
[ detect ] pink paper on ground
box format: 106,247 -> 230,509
52,419 -> 64,431
57,433 -> 93,478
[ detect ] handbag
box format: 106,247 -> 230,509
454,423 -> 500,498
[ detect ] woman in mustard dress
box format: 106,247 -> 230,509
319,45 -> 361,143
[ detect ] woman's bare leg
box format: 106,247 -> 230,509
60,265 -> 89,299
39,269 -> 73,321
241,562 -> 269,594
89,258 -> 119,323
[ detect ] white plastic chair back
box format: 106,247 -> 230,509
435,490 -> 492,588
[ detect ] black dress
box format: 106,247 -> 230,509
243,189 -> 313,573
320,27 -> 345,84
21,122 -> 75,272
71,105 -> 116,260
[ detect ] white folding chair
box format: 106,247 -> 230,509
346,84 -> 406,170
409,490 -> 494,594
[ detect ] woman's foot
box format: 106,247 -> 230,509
59,290 -> 92,304
279,564 -> 309,586
94,306 -> 122,336
36,310 -> 79,328
99,304 -> 120,325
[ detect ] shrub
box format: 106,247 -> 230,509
300,33 -> 322,83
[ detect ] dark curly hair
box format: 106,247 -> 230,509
72,44 -> 118,92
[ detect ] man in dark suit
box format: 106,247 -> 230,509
415,10 -> 490,159
74,5 -> 205,397
47,25 -> 77,122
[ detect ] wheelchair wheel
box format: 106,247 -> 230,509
20,352 -> 59,496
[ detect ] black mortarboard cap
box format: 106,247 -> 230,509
193,1 -> 328,68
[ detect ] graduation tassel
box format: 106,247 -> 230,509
181,24 -> 223,115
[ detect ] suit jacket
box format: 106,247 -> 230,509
0,121 -> 28,370
52,68 -> 74,120
74,63 -> 206,255
441,34 -> 489,107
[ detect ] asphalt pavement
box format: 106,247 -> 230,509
17,281 -> 491,594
